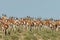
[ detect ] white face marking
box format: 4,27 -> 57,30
24,21 -> 26,24
34,22 -> 36,25
27,23 -> 29,25
2,27 -> 5,31
49,24 -> 53,27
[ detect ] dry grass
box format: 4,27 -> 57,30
0,26 -> 60,40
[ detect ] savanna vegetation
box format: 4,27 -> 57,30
0,26 -> 60,40
0,14 -> 60,40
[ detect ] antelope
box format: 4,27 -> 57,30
54,20 -> 60,31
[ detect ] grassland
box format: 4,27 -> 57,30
0,26 -> 60,40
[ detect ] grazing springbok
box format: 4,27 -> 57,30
0,14 -> 60,34
54,20 -> 60,31
33,20 -> 43,30
26,20 -> 34,31
1,15 -> 10,35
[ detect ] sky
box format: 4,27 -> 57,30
0,0 -> 60,19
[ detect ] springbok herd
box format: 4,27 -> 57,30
0,14 -> 60,35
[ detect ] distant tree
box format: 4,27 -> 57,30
9,16 -> 15,20
2,14 -> 7,17
15,17 -> 19,20
49,18 -> 53,21
36,17 -> 42,21
22,16 -> 34,21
